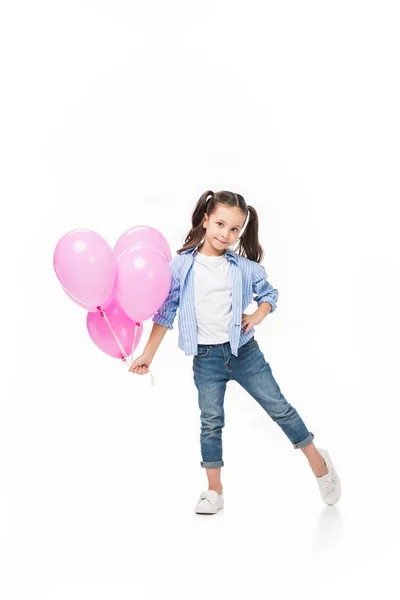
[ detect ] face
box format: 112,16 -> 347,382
202,204 -> 246,251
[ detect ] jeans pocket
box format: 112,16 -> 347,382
241,336 -> 258,351
195,345 -> 210,357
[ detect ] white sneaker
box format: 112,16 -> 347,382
316,448 -> 341,505
195,490 -> 224,514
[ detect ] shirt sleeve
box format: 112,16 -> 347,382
152,255 -> 181,329
252,262 -> 279,312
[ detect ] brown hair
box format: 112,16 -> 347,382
176,190 -> 264,263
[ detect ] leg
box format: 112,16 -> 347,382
206,467 -> 223,494
231,338 -> 315,450
193,345 -> 230,490
300,441 -> 328,477
195,378 -> 226,470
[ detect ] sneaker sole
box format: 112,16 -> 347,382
195,506 -> 223,515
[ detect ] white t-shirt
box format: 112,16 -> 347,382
193,250 -> 233,344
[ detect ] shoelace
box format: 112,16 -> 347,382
320,470 -> 336,487
199,491 -> 222,502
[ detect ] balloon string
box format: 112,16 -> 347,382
131,322 -> 140,356
97,307 -> 129,361
97,307 -> 155,386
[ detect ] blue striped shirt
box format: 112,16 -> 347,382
152,244 -> 279,357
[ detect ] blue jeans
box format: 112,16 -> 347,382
192,336 -> 315,468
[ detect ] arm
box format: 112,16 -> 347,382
252,262 -> 279,321
143,322 -> 170,358
253,301 -> 272,321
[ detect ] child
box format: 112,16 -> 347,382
129,190 -> 341,514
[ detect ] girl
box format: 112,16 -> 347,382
129,190 -> 341,514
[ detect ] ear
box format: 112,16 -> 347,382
203,213 -> 208,229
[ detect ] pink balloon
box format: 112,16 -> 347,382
115,245 -> 171,321
53,229 -> 116,307
63,288 -> 113,312
114,226 -> 171,262
86,296 -> 143,359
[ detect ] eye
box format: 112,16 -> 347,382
217,222 -> 238,232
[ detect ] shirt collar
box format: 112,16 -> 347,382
182,244 -> 238,264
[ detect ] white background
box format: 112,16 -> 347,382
1,1 -> 399,598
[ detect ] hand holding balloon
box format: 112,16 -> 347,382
128,351 -> 154,375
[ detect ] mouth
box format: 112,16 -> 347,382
215,238 -> 227,245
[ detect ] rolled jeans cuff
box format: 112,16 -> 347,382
292,432 -> 314,449
200,460 -> 224,468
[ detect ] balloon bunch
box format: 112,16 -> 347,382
53,226 -> 172,383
